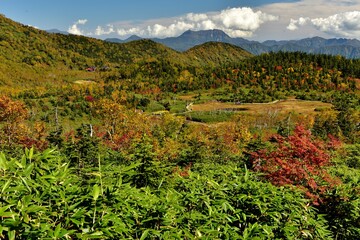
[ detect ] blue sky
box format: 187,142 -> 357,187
1,0 -> 360,41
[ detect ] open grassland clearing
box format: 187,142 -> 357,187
190,98 -> 333,115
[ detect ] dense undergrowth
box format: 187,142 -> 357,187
1,145 -> 359,239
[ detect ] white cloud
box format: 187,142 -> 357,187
185,13 -> 208,22
27,24 -> 39,29
68,19 -> 88,35
95,24 -> 115,36
287,11 -> 360,38
117,27 -> 144,36
214,7 -> 278,32
96,7 -> 278,38
287,17 -> 310,31
77,19 -> 87,25
256,0 -> 360,40
311,11 -> 360,37
74,0 -> 360,40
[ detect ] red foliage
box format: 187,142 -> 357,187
85,95 -> 95,102
251,125 -> 340,205
173,162 -> 192,177
274,65 -> 283,71
327,134 -> 342,150
64,130 -> 75,142
18,137 -> 48,151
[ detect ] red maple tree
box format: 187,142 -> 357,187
251,125 -> 340,204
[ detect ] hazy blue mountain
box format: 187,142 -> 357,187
154,29 -> 236,51
105,29 -> 360,58
125,35 -> 142,42
46,29 -> 69,35
264,37 -> 360,58
105,35 -> 142,44
105,38 -> 124,43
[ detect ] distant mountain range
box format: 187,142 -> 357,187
105,29 -> 360,59
46,29 -> 69,35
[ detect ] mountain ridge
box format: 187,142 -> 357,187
106,29 -> 360,59
46,29 -> 69,35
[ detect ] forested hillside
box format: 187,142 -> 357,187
0,14 -> 359,239
0,14 -> 252,91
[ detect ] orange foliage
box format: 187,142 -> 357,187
0,96 -> 29,146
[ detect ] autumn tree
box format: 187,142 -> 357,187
91,98 -> 127,141
0,96 -> 29,147
251,125 -> 340,204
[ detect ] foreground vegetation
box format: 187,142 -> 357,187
1,141 -> 359,239
1,89 -> 359,238
2,148 -> 319,239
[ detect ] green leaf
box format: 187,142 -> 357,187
1,180 -> 11,193
0,206 -> 16,218
23,163 -> 34,177
7,230 -> 15,240
92,184 -> 100,201
70,218 -> 81,226
90,231 -> 104,236
26,147 -> 34,161
72,209 -> 87,218
15,160 -> 24,169
140,229 -> 150,240
20,176 -> 32,193
244,165 -> 249,182
68,201 -> 82,211
0,152 -> 8,170
204,200 -> 212,216
25,205 -> 46,213
54,223 -> 62,237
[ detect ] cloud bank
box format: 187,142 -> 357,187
287,11 -> 360,38
95,24 -> 115,35
66,1 -> 360,40
135,8 -> 277,38
87,7 -> 277,38
68,19 -> 88,35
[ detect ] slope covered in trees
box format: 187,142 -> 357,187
0,14 -> 252,91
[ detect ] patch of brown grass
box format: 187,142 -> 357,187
178,94 -> 197,101
191,99 -> 332,115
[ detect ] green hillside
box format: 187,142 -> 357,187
0,14 -> 252,91
184,42 -> 253,66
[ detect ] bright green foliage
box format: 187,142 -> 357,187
168,163 -> 332,239
0,149 -> 336,239
317,185 -> 360,240
324,144 -> 360,239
